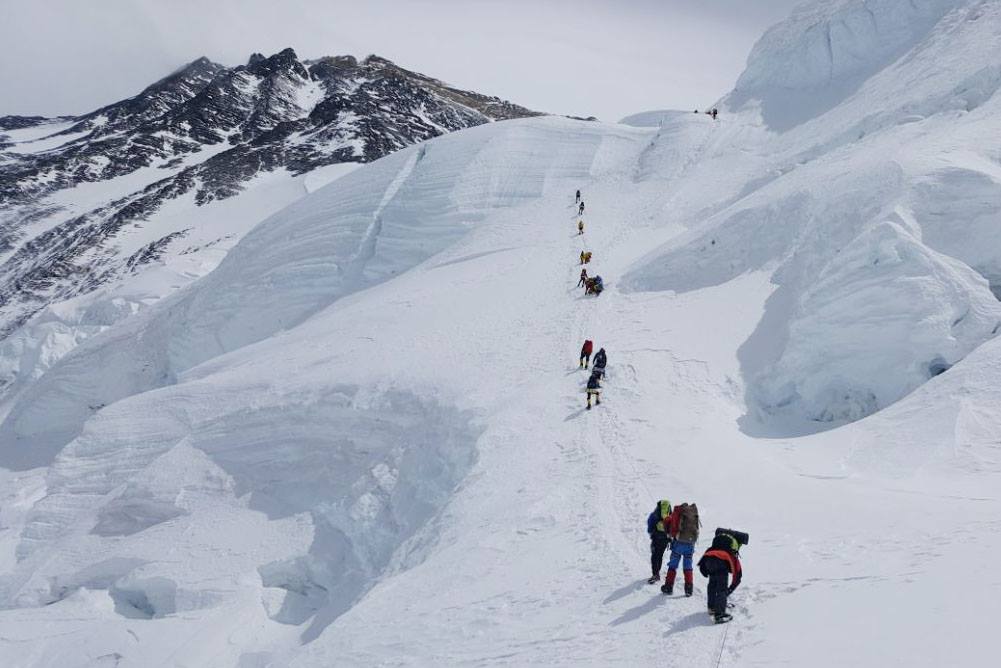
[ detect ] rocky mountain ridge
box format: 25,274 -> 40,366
0,48 -> 541,341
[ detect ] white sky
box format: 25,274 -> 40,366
0,0 -> 803,122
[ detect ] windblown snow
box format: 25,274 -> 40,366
3,0 -> 1001,666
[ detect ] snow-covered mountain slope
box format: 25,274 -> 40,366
0,49 -> 540,405
627,0 -> 1001,433
3,0 -> 1001,666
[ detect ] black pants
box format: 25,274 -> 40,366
580,353 -> 590,367
650,533 -> 669,575
705,562 -> 730,614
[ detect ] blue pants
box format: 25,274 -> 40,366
667,541 -> 694,571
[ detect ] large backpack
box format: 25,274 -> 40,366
676,503 -> 700,543
711,532 -> 738,553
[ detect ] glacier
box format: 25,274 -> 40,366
2,0 -> 1001,665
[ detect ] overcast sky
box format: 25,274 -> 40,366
0,0 -> 803,122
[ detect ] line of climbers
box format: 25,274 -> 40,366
647,500 -> 749,624
574,191 -> 602,295
571,189 -> 748,626
575,191 -> 603,411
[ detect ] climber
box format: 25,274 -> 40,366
578,268 -> 589,287
579,201 -> 585,216
661,502 -> 700,597
646,500 -> 673,584
585,371 -> 601,409
576,189 -> 581,204
578,219 -> 584,235
579,339 -> 593,369
711,108 -> 718,120
697,530 -> 744,624
584,275 -> 603,296
591,348 -> 607,380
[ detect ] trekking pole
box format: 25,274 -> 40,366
715,620 -> 730,668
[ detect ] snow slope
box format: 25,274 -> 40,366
0,48 -> 538,414
628,0 -> 1001,433
3,0 -> 1001,665
0,162 -> 359,425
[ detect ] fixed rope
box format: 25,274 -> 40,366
715,617 -> 731,668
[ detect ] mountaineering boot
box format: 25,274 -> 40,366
647,574 -> 660,585
684,569 -> 694,597
714,613 -> 733,624
661,569 -> 676,595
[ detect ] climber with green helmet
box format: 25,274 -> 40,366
645,500 -> 673,584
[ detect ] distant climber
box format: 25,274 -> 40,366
592,347 -> 607,380
578,220 -> 584,235
576,189 -> 581,204
646,500 -> 673,584
584,275 -> 603,296
661,502 -> 700,597
580,250 -> 592,264
578,268 -> 589,287
697,529 -> 748,624
579,339 -> 594,368
586,372 -> 601,409
711,108 -> 718,120
579,201 -> 585,216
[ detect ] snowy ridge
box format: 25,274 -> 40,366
627,0 -> 1001,432
0,49 -> 541,413
729,0 -> 960,130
